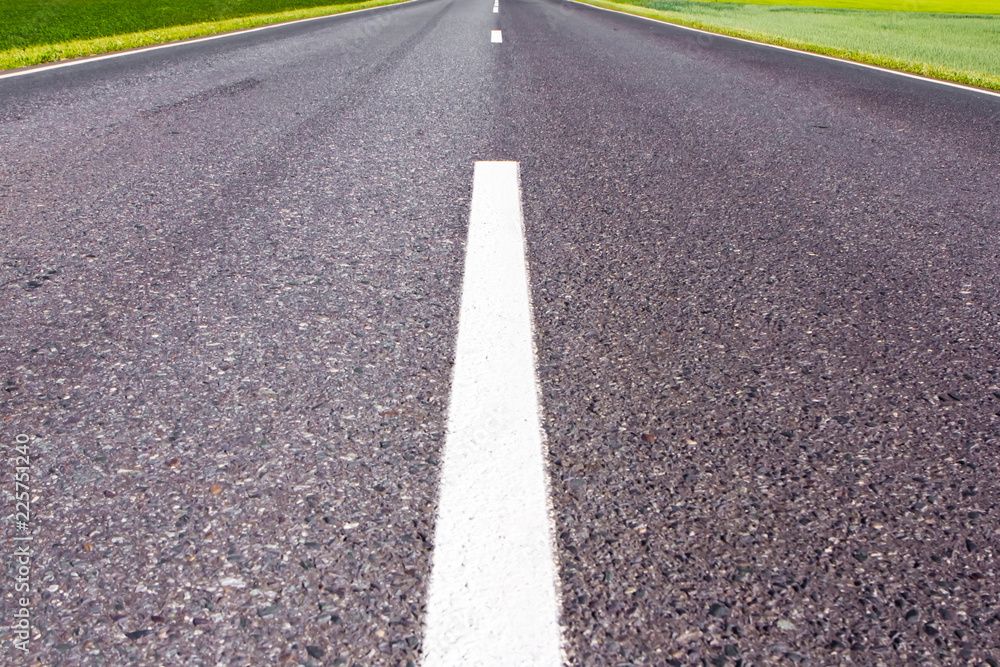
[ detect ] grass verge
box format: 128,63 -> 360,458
571,0 -> 1000,92
663,0 -> 1000,12
0,0 -> 412,72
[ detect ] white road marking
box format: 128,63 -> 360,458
0,0 -> 419,81
491,29 -> 503,43
566,0 -> 1000,100
422,162 -> 563,667
494,6 -> 499,12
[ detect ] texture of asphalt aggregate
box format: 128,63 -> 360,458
494,1 -> 1000,665
3,0 -> 1000,665
0,0 -> 496,664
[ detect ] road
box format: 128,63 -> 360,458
2,0 -> 999,664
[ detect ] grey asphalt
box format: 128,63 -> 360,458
2,0 -> 1000,665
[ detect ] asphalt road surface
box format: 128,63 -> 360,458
2,0 -> 1000,665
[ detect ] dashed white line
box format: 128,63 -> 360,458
491,29 -> 503,43
421,162 -> 563,667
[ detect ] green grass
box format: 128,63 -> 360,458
0,0 -> 411,71
576,0 -> 1000,91
675,0 -> 1000,12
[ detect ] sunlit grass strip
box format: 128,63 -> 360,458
571,0 -> 1000,92
0,0 -> 410,72
681,0 -> 999,13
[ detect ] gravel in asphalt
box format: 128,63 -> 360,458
3,0 -> 1000,665
2,1 -> 494,664
496,1 -> 1000,664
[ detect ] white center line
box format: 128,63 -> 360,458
493,6 -> 499,12
491,29 -> 503,43
421,162 -> 563,667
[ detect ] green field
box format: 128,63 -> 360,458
677,0 -> 999,12
0,0 -> 409,71
578,0 -> 1000,90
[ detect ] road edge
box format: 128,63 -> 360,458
564,0 -> 1000,99
0,0 -> 420,81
